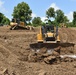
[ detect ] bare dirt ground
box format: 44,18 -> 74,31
0,26 -> 76,75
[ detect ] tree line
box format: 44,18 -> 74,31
0,13 -> 10,26
0,2 -> 76,27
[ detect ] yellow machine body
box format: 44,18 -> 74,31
37,25 -> 60,43
60,23 -> 67,28
37,34 -> 43,42
20,22 -> 25,27
10,18 -> 25,26
10,18 -> 27,30
10,22 -> 17,26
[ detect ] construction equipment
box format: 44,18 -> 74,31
37,25 -> 60,43
30,25 -> 75,53
60,23 -> 67,28
10,18 -> 33,30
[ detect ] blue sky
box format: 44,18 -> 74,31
0,0 -> 76,22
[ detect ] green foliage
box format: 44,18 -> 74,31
0,13 -> 4,23
63,16 -> 69,23
73,11 -> 76,26
66,22 -> 73,27
46,7 -> 55,24
41,22 -> 46,26
0,12 -> 10,25
12,2 -> 32,23
46,8 -> 69,26
55,9 -> 64,24
60,22 -> 76,27
46,7 -> 55,19
32,17 -> 42,27
27,22 -> 32,25
2,17 -> 10,25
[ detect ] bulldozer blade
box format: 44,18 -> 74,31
30,43 -> 74,49
30,43 -> 75,54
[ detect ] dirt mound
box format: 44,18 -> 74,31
0,26 -> 76,75
28,46 -> 76,64
59,28 -> 76,45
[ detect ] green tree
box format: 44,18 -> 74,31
73,11 -> 76,26
0,13 -> 4,23
12,2 -> 32,24
0,12 -> 10,25
55,9 -> 64,24
2,17 -> 10,25
41,22 -> 46,26
63,16 -> 69,23
32,17 -> 42,26
46,7 -> 55,23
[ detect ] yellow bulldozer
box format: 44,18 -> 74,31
60,23 -> 67,28
37,25 -> 60,43
30,25 -> 74,53
10,18 -> 33,30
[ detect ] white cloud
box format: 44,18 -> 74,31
0,0 -> 4,7
65,12 -> 73,22
31,13 -> 37,18
48,3 -> 73,22
0,0 -> 8,13
50,3 -> 60,11
41,17 -> 48,22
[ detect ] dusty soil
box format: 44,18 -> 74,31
0,26 -> 76,75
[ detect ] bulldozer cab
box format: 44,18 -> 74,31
41,25 -> 54,34
45,25 -> 54,33
11,18 -> 15,22
11,18 -> 20,24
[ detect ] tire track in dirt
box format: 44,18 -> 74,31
0,43 -> 19,64
59,28 -> 75,54
59,28 -> 76,54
